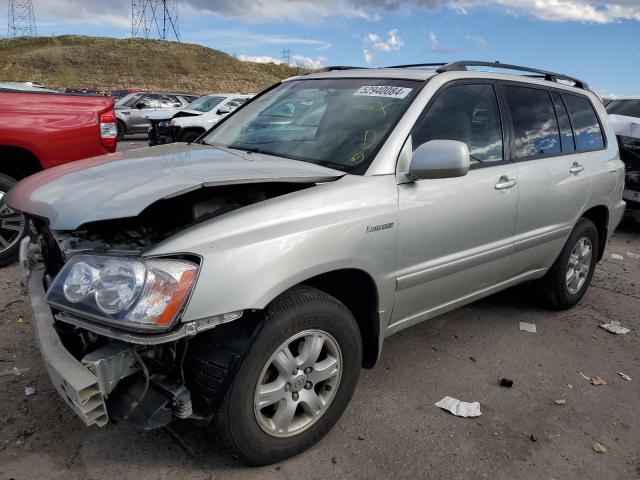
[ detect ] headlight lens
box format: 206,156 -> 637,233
47,255 -> 198,331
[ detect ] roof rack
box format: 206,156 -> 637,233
387,63 -> 447,69
305,66 -> 365,75
434,61 -> 589,89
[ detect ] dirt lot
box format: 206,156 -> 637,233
0,158 -> 639,478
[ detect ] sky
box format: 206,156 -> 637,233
2,0 -> 639,96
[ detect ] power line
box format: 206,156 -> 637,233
281,48 -> 291,65
131,0 -> 179,41
7,0 -> 37,38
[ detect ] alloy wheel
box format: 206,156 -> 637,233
0,191 -> 25,254
566,236 -> 593,295
254,329 -> 342,438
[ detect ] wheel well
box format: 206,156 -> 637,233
179,127 -> 205,141
581,205 -> 609,261
0,146 -> 42,180
301,269 -> 380,369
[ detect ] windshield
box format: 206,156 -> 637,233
187,95 -> 227,113
202,78 -> 420,173
116,92 -> 145,108
606,100 -> 640,119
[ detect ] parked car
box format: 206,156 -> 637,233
111,88 -> 146,100
8,61 -> 625,465
56,87 -> 102,95
170,94 -> 254,143
607,96 -> 640,223
0,86 -> 116,266
147,93 -> 253,146
115,92 -> 198,139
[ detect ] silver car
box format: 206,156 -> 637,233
115,91 -> 198,139
8,61 -> 626,465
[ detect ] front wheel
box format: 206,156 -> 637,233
0,173 -> 27,267
212,286 -> 362,465
537,218 -> 599,309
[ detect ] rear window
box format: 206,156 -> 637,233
503,86 -> 561,159
606,99 -> 640,119
563,94 -> 604,151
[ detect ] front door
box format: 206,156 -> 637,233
390,81 -> 518,331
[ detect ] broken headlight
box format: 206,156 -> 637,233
47,255 -> 198,331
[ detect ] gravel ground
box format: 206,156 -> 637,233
0,146 -> 638,478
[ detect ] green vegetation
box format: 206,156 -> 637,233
0,35 -> 305,94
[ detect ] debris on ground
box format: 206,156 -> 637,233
435,396 -> 482,417
616,372 -> 631,381
553,399 -> 566,405
626,251 -> 640,259
17,317 -> 24,324
591,376 -> 607,386
519,322 -> 537,333
579,372 -> 591,380
599,321 -> 630,335
499,378 -> 514,388
529,434 -> 538,442
469,356 -> 477,363
0,367 -> 30,377
611,254 -> 624,260
592,442 -> 607,453
331,456 -> 337,464
24,387 -> 36,396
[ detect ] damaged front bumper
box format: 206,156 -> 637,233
26,264 -> 109,427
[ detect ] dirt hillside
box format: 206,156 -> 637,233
0,35 -> 304,94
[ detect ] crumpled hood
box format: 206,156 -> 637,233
7,143 -> 345,230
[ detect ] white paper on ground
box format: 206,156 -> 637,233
611,254 -> 624,260
599,322 -> 630,335
435,396 -> 482,417
616,372 -> 631,381
519,322 -> 537,333
627,252 -> 640,260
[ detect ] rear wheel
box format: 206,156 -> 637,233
116,120 -> 126,140
212,286 -> 362,465
0,173 -> 27,267
537,218 -> 598,309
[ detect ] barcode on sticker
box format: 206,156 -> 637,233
353,86 -> 413,99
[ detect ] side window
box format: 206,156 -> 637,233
503,86 -> 561,159
140,94 -> 162,108
160,95 -> 181,107
562,94 -> 605,151
550,92 -> 575,152
412,84 -> 503,164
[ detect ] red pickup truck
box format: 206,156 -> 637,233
0,87 -> 117,265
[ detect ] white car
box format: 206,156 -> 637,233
171,93 -> 253,142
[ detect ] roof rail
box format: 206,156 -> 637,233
387,63 -> 447,69
305,66 -> 365,75
435,61 -> 588,89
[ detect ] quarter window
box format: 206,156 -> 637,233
563,94 -> 604,151
503,86 -> 561,159
412,84 -> 503,164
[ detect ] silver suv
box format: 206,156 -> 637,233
8,61 -> 625,465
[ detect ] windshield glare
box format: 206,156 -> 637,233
202,78 -> 420,173
188,95 -> 226,113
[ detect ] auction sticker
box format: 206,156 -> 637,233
353,86 -> 413,99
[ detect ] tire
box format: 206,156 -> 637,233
116,120 -> 126,140
0,173 -> 27,267
537,218 -> 599,310
179,130 -> 201,143
212,286 -> 362,465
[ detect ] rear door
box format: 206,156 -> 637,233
391,81 -> 518,330
501,84 -> 602,275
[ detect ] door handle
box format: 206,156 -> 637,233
570,162 -> 585,174
495,176 -> 517,190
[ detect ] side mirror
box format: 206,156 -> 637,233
217,105 -> 231,115
136,102 -> 146,109
408,140 -> 470,181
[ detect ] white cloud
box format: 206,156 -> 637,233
237,53 -> 326,69
363,49 -> 373,64
428,31 -> 455,53
466,35 -> 488,48
365,28 -> 404,52
186,29 -> 331,50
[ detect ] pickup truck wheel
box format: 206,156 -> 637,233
116,120 -> 126,140
0,173 -> 27,267
212,286 -> 362,465
537,218 -> 598,310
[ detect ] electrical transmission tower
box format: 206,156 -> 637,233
131,0 -> 179,41
7,0 -> 37,38
280,48 -> 291,65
